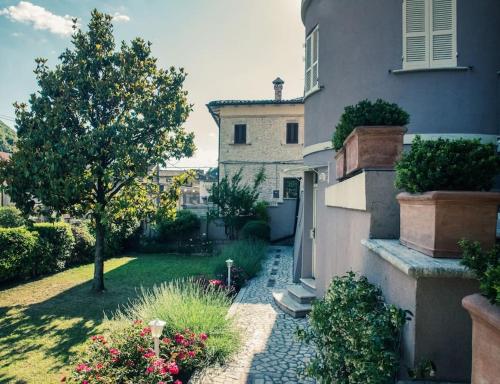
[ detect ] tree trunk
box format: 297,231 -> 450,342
92,214 -> 106,292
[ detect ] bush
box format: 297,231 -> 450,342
240,220 -> 271,242
157,210 -> 201,243
214,240 -> 267,283
297,272 -> 411,384
332,99 -> 410,151
0,227 -> 38,283
113,279 -> 238,365
68,321 -> 209,384
460,240 -> 500,305
395,136 -> 499,193
68,223 -> 95,267
253,201 -> 270,223
0,206 -> 25,228
32,222 -> 75,275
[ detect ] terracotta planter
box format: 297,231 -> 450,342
397,191 -> 500,258
462,294 -> 500,384
344,126 -> 406,176
335,147 -> 346,180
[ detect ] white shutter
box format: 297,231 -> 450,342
430,0 -> 456,67
312,28 -> 319,89
305,34 -> 312,93
403,0 -> 429,69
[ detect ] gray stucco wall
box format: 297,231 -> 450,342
302,0 -> 500,149
267,199 -> 298,241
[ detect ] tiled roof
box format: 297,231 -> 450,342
0,152 -> 11,161
207,97 -> 303,108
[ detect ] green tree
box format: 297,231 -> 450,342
0,120 -> 17,153
208,168 -> 265,239
0,11 -> 194,292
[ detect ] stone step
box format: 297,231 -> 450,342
287,284 -> 316,304
272,290 -> 312,318
300,278 -> 316,293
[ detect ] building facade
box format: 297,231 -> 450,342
207,79 -> 305,240
284,0 -> 500,381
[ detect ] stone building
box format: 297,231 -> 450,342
273,0 -> 500,382
207,79 -> 304,240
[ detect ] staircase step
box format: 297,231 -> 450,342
287,284 -> 316,304
272,290 -> 312,318
300,278 -> 317,293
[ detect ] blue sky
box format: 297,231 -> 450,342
0,0 -> 305,167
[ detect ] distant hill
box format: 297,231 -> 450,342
0,119 -> 16,153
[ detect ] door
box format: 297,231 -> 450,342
311,183 -> 318,278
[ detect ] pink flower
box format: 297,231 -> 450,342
82,381 -> 89,384
188,350 -> 196,358
95,363 -> 103,370
134,319 -> 143,325
75,364 -> 91,373
167,362 -> 179,375
143,350 -> 156,359
140,327 -> 152,337
162,337 -> 171,344
109,348 -> 120,356
209,279 -> 223,286
199,333 -> 208,341
146,365 -> 155,374
174,380 -> 183,384
174,333 -> 184,344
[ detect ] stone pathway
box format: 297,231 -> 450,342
190,246 -> 316,384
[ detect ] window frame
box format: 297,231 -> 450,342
403,0 -> 457,70
233,124 -> 247,145
286,122 -> 299,145
283,177 -> 300,199
304,25 -> 320,97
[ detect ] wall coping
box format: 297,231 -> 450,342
362,239 -> 475,279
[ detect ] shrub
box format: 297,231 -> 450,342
0,206 -> 25,228
68,321 -> 208,384
460,240 -> 500,305
240,220 -> 271,242
0,227 -> 38,283
156,210 -> 201,243
332,99 -> 410,151
214,240 -> 267,282
253,201 -> 270,223
113,279 -> 238,365
32,222 -> 75,275
297,272 -> 411,384
395,136 -> 499,193
68,222 -> 96,267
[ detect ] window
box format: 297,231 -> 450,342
403,0 -> 457,70
283,178 -> 300,199
234,124 -> 247,144
286,123 -> 299,144
305,25 -> 319,95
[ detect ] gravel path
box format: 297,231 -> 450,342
190,246 -> 316,384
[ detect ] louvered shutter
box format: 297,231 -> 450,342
403,0 -> 429,69
431,0 -> 456,67
312,28 -> 319,89
305,34 -> 312,93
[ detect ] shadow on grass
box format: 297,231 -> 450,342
0,253 -> 220,384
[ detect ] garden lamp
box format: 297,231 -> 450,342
226,259 -> 234,287
149,319 -> 166,356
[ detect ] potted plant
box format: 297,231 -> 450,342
460,240 -> 500,383
332,99 -> 409,179
395,136 -> 500,258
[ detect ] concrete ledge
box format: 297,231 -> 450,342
325,172 -> 366,210
362,239 -> 475,279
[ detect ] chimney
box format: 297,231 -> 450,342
273,77 -> 284,101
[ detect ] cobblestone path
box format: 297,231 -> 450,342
190,246 -> 315,384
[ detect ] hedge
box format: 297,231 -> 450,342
68,223 -> 95,267
0,206 -> 25,228
0,227 -> 39,283
240,220 -> 271,242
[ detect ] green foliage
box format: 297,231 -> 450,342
460,240 -> 500,305
253,200 -> 270,223
297,272 -> 411,384
0,227 -> 38,283
32,222 -> 75,275
214,240 -> 267,281
240,220 -> 271,242
156,210 -> 201,243
332,99 -> 410,151
113,279 -> 238,365
209,168 -> 266,239
395,136 -> 499,193
68,223 -> 96,267
0,206 -> 25,228
0,10 -> 195,291
0,120 -> 16,153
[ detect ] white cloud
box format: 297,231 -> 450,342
112,12 -> 130,23
0,1 -> 75,37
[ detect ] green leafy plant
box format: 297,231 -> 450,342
460,240 -> 500,305
332,99 -> 409,151
208,168 -> 265,239
0,10 -> 194,291
408,359 -> 436,380
214,240 -> 267,281
253,201 -> 270,223
156,210 -> 201,243
68,222 -> 96,267
0,120 -> 16,153
395,136 -> 499,193
32,222 -> 75,275
0,206 -> 25,228
0,227 -> 38,283
240,220 -> 271,242
297,272 -> 411,384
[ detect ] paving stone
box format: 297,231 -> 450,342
189,246 -> 315,384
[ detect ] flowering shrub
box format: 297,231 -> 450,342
67,321 -> 208,384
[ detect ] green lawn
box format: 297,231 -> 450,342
0,253 -> 226,384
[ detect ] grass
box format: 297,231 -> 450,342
213,240 -> 268,278
0,253 -> 232,384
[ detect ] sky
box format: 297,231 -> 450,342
0,0 -> 305,168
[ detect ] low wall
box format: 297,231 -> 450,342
267,199 -> 298,241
